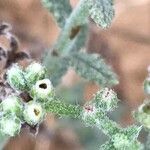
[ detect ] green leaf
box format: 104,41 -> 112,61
69,51 -> 118,87
45,55 -> 69,86
42,0 -> 72,28
90,0 -> 115,28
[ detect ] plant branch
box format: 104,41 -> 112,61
44,0 -> 92,64
45,99 -> 82,118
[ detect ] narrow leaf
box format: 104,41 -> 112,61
42,0 -> 72,28
69,52 -> 118,87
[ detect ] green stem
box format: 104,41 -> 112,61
89,112 -> 121,137
97,113 -> 121,136
46,100 -> 120,137
45,99 -> 82,118
44,0 -> 92,64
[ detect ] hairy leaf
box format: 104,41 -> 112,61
69,52 -> 118,87
42,0 -> 72,27
90,0 -> 115,28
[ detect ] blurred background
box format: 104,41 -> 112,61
0,0 -> 150,149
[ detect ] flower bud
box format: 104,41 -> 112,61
1,95 -> 23,116
25,62 -> 46,86
23,101 -> 45,126
144,77 -> 150,95
112,134 -> 142,149
133,101 -> 150,129
112,133 -> 130,149
7,64 -> 26,91
31,79 -> 54,101
0,115 -> 21,136
94,88 -> 119,112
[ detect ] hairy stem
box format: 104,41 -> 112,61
45,99 -> 82,118
44,0 -> 92,64
95,112 -> 121,137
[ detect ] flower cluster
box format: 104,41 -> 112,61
0,60 -> 144,149
0,62 -> 54,136
0,61 -> 144,149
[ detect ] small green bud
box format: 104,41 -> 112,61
144,77 -> 150,95
23,101 -> 45,126
31,79 -> 54,100
0,115 -> 21,136
112,133 -> 130,149
94,88 -> 119,112
1,95 -> 23,116
25,62 -> 46,86
133,101 -> 150,129
112,133 -> 142,150
7,64 -> 26,91
82,88 -> 118,126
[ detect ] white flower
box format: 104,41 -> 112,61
31,79 -> 54,100
23,101 -> 45,126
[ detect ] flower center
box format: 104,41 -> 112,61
39,83 -> 47,89
34,108 -> 40,116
